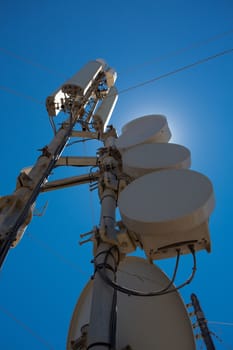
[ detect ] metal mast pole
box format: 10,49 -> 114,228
191,293 -> 215,350
87,135 -> 120,350
0,106 -> 80,267
0,77 -> 98,268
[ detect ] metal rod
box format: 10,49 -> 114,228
87,189 -> 118,350
71,130 -> 99,139
55,156 -> 97,167
87,136 -> 119,350
0,85 -> 97,268
40,172 -> 99,192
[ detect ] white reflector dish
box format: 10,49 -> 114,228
118,169 -> 214,257
116,114 -> 171,151
67,257 -> 195,350
122,143 -> 191,178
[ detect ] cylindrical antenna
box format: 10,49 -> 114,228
92,86 -> 118,134
46,60 -> 105,116
62,60 -> 104,97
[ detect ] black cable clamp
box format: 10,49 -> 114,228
96,263 -> 116,274
87,342 -> 111,349
94,247 -> 120,269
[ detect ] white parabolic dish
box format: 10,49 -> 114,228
116,114 -> 171,151
67,257 -> 196,350
122,142 -> 191,178
118,169 -> 215,236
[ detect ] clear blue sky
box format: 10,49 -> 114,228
0,0 -> 233,349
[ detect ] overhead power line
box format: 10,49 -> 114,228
0,47 -> 65,78
118,47 -> 233,95
0,304 -> 54,350
1,47 -> 233,106
120,28 -> 233,75
1,28 -> 232,80
0,85 -> 43,105
26,231 -> 88,276
208,321 -> 233,327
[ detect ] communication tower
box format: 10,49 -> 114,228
0,60 -> 215,349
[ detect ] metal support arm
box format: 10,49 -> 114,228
0,97 -> 90,267
40,172 -> 99,193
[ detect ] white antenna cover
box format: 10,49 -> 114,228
67,257 -> 196,350
46,60 -> 106,116
62,60 -> 104,97
121,114 -> 166,133
46,88 -> 66,117
122,143 -> 191,179
118,169 -> 214,256
144,221 -> 211,260
93,86 -> 118,133
116,114 -> 171,151
95,58 -> 107,67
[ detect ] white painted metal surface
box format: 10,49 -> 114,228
46,60 -> 105,116
116,114 -> 171,151
56,156 -> 97,167
93,86 -> 118,133
67,256 -> 196,350
121,114 -> 167,134
122,143 -> 191,178
119,169 -> 214,235
62,60 -> 104,96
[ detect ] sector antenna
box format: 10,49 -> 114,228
0,60 -> 216,349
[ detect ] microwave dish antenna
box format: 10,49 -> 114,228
116,114 -> 171,151
67,256 -> 196,350
122,142 -> 191,179
118,169 -> 214,259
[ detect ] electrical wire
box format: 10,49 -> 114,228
1,47 -> 233,108
26,232 -> 88,276
209,331 -> 224,345
0,47 -> 65,78
209,331 -> 233,350
92,248 -> 120,349
0,304 -> 54,350
120,28 -> 233,75
67,138 -> 95,147
118,47 -> 233,95
106,245 -> 193,296
109,288 -> 117,349
0,85 -> 43,104
118,248 -> 180,291
208,321 -> 233,327
95,246 -> 196,297
1,28 -> 232,81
